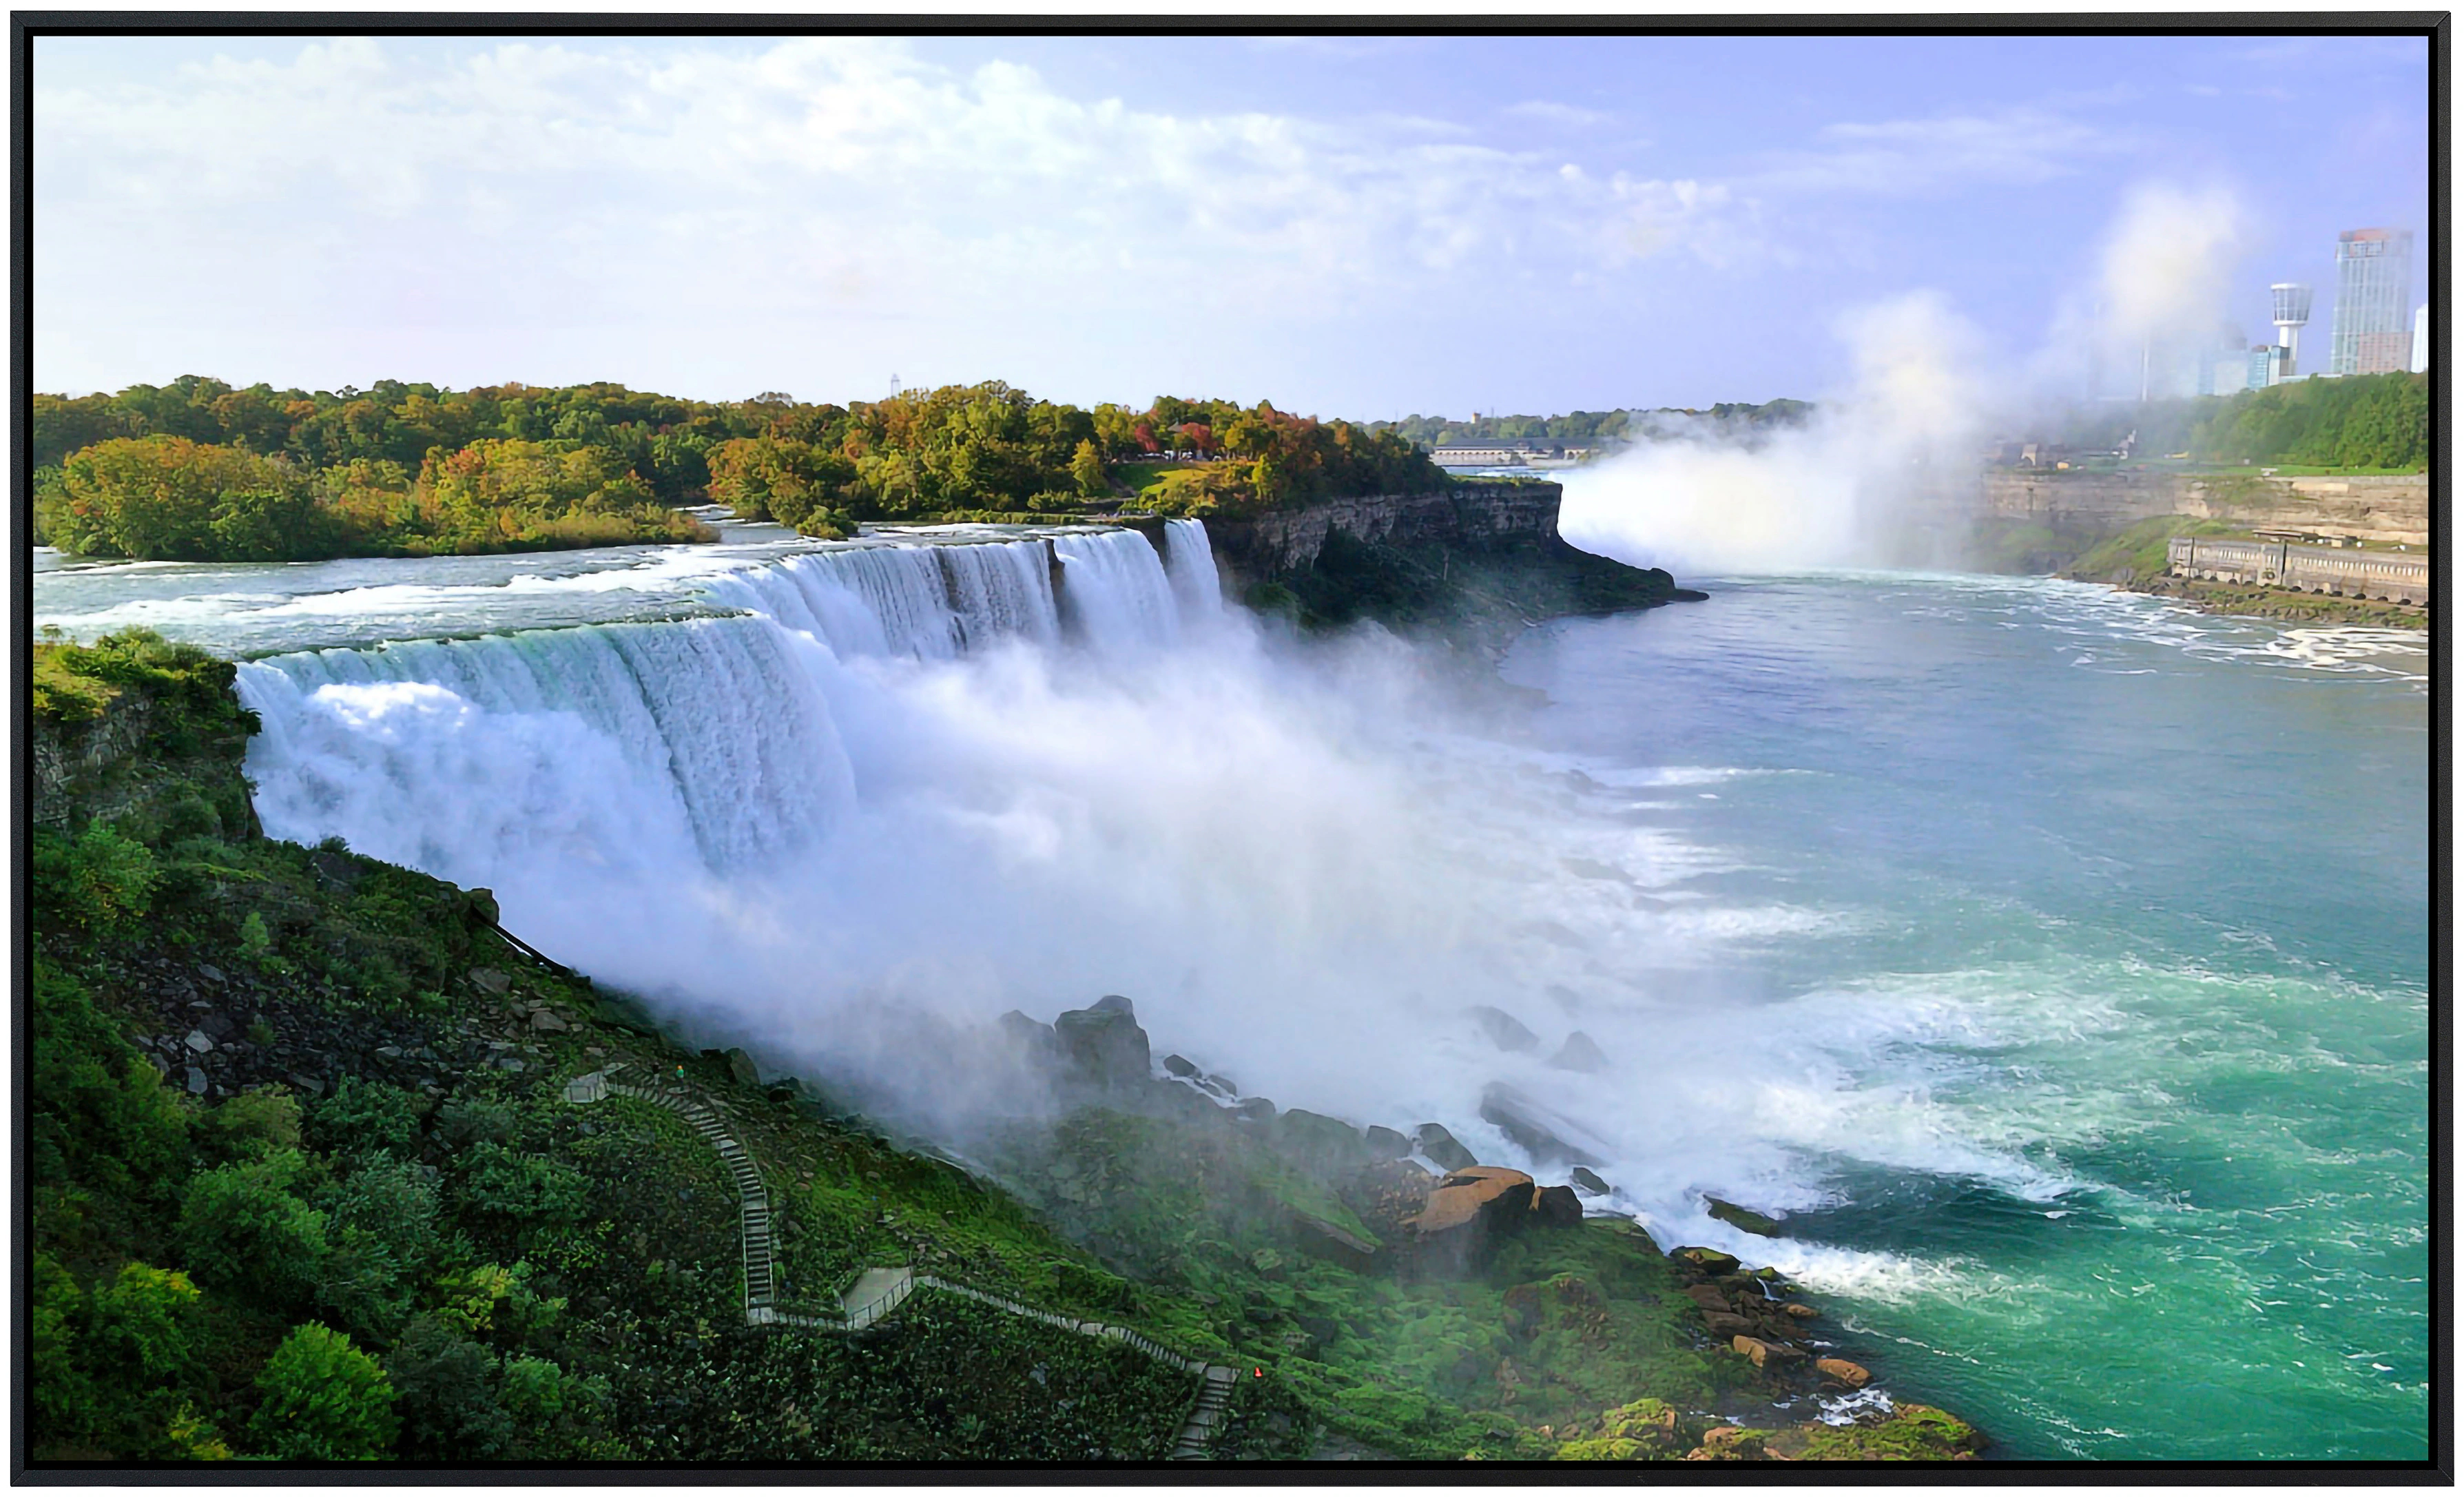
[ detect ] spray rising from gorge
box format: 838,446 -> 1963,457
1560,182 -> 2260,578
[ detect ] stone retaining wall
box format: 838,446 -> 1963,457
2166,537 -> 2431,604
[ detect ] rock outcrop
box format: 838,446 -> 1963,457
1705,1196 -> 1781,1237
1547,1031 -> 1610,1074
1273,1108 -> 1375,1179
1467,1005 -> 1540,1053
1051,998 -> 1152,1091
1205,482 -> 1565,577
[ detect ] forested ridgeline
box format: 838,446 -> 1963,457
33,378 -> 1442,563
2036,370 -> 2430,472
1373,400 -> 1814,451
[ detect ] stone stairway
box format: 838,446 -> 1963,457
1171,1366 -> 1239,1459
577,1068 -> 783,1321
568,1066 -> 1240,1459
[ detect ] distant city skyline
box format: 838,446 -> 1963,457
34,32 -> 2432,415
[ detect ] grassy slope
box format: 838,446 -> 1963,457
28,631 -> 1975,1465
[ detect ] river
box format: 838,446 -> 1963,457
30,528 -> 2430,1461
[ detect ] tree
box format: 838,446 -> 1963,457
1070,439 -> 1107,497
176,1150 -> 329,1309
28,960 -> 191,1204
385,1316 -> 511,1461
248,1323 -> 398,1460
52,437 -> 318,561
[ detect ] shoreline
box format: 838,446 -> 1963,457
2116,572 -> 2430,631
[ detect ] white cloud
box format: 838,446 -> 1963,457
36,33 -> 1757,382
1502,99 -> 1613,128
1751,107 -> 2130,196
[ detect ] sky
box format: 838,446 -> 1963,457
32,30 -> 2433,418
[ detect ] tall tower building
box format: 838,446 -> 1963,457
2413,302 -> 2430,373
2330,229 -> 2415,375
2270,283 -> 2312,376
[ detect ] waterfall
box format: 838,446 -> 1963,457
1164,519 -> 1224,625
705,538 -> 1060,661
236,614 -> 859,881
236,524 -> 1221,890
1052,530 -> 1181,652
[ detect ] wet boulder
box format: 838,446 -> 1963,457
1467,1005 -> 1540,1053
1547,1031 -> 1611,1074
1531,1183 -> 1584,1227
1363,1124 -> 1411,1159
1571,1166 -> 1612,1195
1412,1122 -> 1478,1173
725,1047 -> 762,1089
1052,1000 -> 1152,1091
997,1009 -> 1062,1066
1274,1108 -> 1374,1179
1479,1083 -> 1606,1168
1816,1358 -> 1872,1390
1673,1246 -> 1741,1276
1161,1053 -> 1199,1078
1706,1196 -> 1781,1237
1409,1166 -> 1537,1276
1732,1335 -> 1805,1370
1702,1311 -> 1756,1340
1341,1157 -> 1437,1243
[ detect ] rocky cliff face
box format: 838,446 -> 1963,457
1205,481 -> 1562,579
1981,470 -> 2429,546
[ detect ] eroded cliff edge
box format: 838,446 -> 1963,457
1199,479 -> 1704,644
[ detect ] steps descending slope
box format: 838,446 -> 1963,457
567,1066 -> 1239,1460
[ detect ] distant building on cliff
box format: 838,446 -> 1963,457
2330,228 -> 2415,375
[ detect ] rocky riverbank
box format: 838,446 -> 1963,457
2122,573 -> 2429,631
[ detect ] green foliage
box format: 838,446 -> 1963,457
385,1316 -> 513,1461
198,1086 -> 305,1164
309,1077 -> 431,1159
46,437 -> 329,560
32,824 -> 158,936
32,375 -> 1483,554
176,1150 -> 330,1309
29,1255 -> 231,1460
457,1142 -> 590,1237
29,960 -> 192,1206
2062,515 -> 2245,588
1070,437 -> 1108,496
2189,371 -> 2427,471
249,1323 -> 400,1461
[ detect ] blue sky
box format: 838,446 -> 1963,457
34,32 -> 2431,417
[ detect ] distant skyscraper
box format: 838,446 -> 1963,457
2330,229 -> 2414,375
2413,302 -> 2430,373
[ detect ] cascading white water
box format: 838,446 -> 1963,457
705,538 -> 1062,661
236,525 -> 1215,907
237,614 -> 860,878
1051,530 -> 1181,652
1163,519 -> 1225,626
